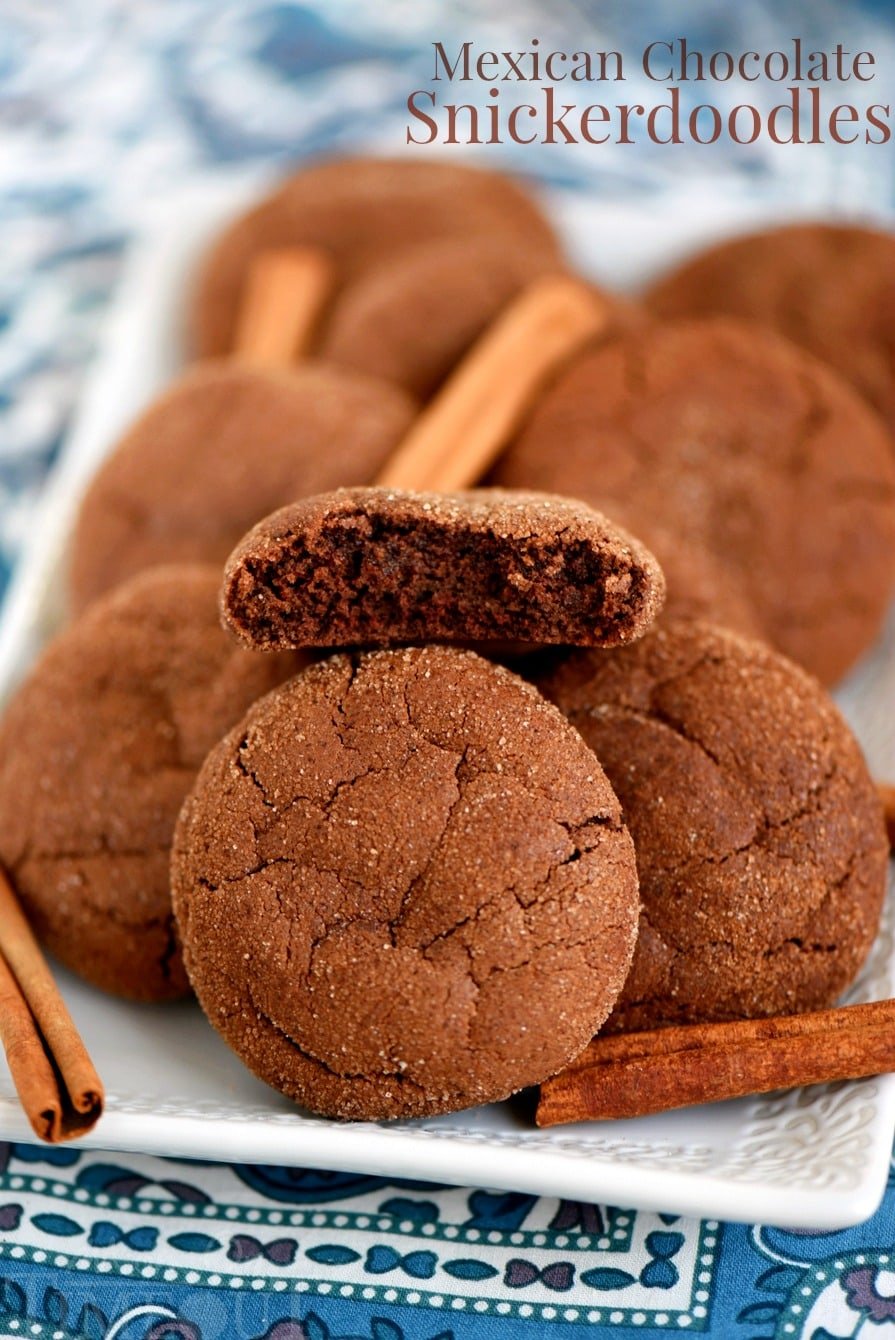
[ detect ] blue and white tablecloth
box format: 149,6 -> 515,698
1,2 -> 894,1336
1,1140 -> 895,1339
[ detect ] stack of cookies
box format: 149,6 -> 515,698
0,155 -> 891,1123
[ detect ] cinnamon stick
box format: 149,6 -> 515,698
0,867 -> 103,1141
233,246 -> 335,367
536,999 -> 895,1127
375,276 -> 609,492
876,781 -> 895,850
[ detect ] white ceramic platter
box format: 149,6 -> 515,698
0,175 -> 893,1229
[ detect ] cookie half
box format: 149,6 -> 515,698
172,646 -> 640,1119
221,487 -> 665,650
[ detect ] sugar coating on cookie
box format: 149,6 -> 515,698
647,222 -> 895,433
68,361 -> 416,613
191,157 -> 561,359
539,620 -> 889,1031
172,646 -> 640,1119
221,486 -> 665,651
0,566 -> 299,1001
492,318 -> 895,684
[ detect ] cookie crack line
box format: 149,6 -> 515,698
331,653 -> 362,748
790,367 -> 832,474
17,839 -> 176,868
234,731 -> 391,842
234,736 -> 278,814
573,673 -> 842,846
194,860 -> 299,891
416,812 -> 615,959
657,757 -> 841,885
391,744 -> 468,939
245,980 -> 429,1093
158,914 -> 180,982
637,845 -> 860,964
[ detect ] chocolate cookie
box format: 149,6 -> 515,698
320,236 -> 564,400
492,318 -> 895,684
539,620 -> 889,1031
221,486 -> 665,651
68,361 -> 415,613
511,490 -> 762,640
602,515 -> 764,639
0,566 -> 298,1001
647,222 -> 895,433
191,157 -> 561,360
172,646 -> 640,1119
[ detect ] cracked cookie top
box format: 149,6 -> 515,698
490,317 -> 895,685
171,645 -> 640,1120
68,360 -> 416,614
539,620 -> 889,1031
0,565 -> 299,1001
220,486 -> 665,652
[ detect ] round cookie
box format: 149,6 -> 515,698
492,317 -> 895,684
68,361 -> 415,613
647,222 -> 895,434
191,156 -> 562,360
322,236 -> 566,400
172,646 -> 640,1120
321,237 -> 635,400
539,620 -> 889,1031
0,566 -> 299,1001
603,513 -> 764,640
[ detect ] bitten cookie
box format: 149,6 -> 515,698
68,361 -> 415,613
0,567 -> 299,1001
539,620 -> 889,1031
647,222 -> 895,433
492,318 -> 895,684
191,156 -> 562,361
172,646 -> 640,1120
221,486 -> 665,650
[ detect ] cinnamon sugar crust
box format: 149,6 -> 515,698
172,646 -> 640,1119
540,620 -> 889,1031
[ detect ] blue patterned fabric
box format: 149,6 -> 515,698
2,2 -> 895,1336
0,1142 -> 894,1338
